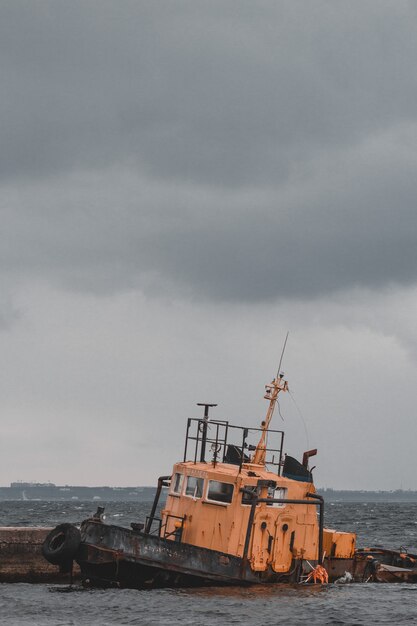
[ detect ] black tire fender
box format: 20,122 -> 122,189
42,523 -> 81,566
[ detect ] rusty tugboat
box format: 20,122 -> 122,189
42,370 -> 417,587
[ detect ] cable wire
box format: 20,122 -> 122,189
288,389 -> 309,449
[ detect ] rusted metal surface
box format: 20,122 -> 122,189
324,556 -> 356,581
0,526 -> 80,583
77,519 -> 259,588
77,519 -> 341,588
373,563 -> 417,583
353,548 -> 417,583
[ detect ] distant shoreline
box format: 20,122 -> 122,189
318,489 -> 417,502
0,484 -> 156,502
2,483 -> 417,502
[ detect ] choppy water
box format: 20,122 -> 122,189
2,501 -> 417,625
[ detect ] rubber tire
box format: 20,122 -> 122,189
42,523 -> 81,566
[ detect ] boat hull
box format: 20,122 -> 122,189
49,520 -> 417,588
76,520 -> 310,589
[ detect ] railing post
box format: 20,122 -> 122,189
145,475 -> 171,534
239,428 -> 248,473
183,419 -> 191,462
307,492 -> 324,565
241,492 -> 258,578
197,403 -> 217,462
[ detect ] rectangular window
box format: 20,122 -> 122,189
171,473 -> 184,495
185,476 -> 204,498
207,480 -> 234,504
267,486 -> 287,507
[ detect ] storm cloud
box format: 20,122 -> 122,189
1,0 -> 417,303
1,1 -> 417,488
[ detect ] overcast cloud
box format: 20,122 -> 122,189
0,1 -> 417,489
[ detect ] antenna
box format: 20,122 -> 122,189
197,403 -> 217,463
276,331 -> 289,378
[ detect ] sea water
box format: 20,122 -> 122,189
1,501 -> 417,625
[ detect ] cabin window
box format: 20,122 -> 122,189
207,480 -> 234,504
171,473 -> 184,495
266,486 -> 287,507
185,476 -> 204,498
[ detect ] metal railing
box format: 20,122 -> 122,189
183,418 -> 285,474
145,513 -> 186,543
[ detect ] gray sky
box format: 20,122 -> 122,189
1,0 -> 417,489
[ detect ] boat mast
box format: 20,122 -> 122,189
252,333 -> 289,466
252,374 -> 288,465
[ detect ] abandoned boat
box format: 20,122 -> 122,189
42,372 -> 417,587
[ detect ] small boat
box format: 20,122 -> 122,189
42,371 -> 416,588
352,548 -> 417,583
